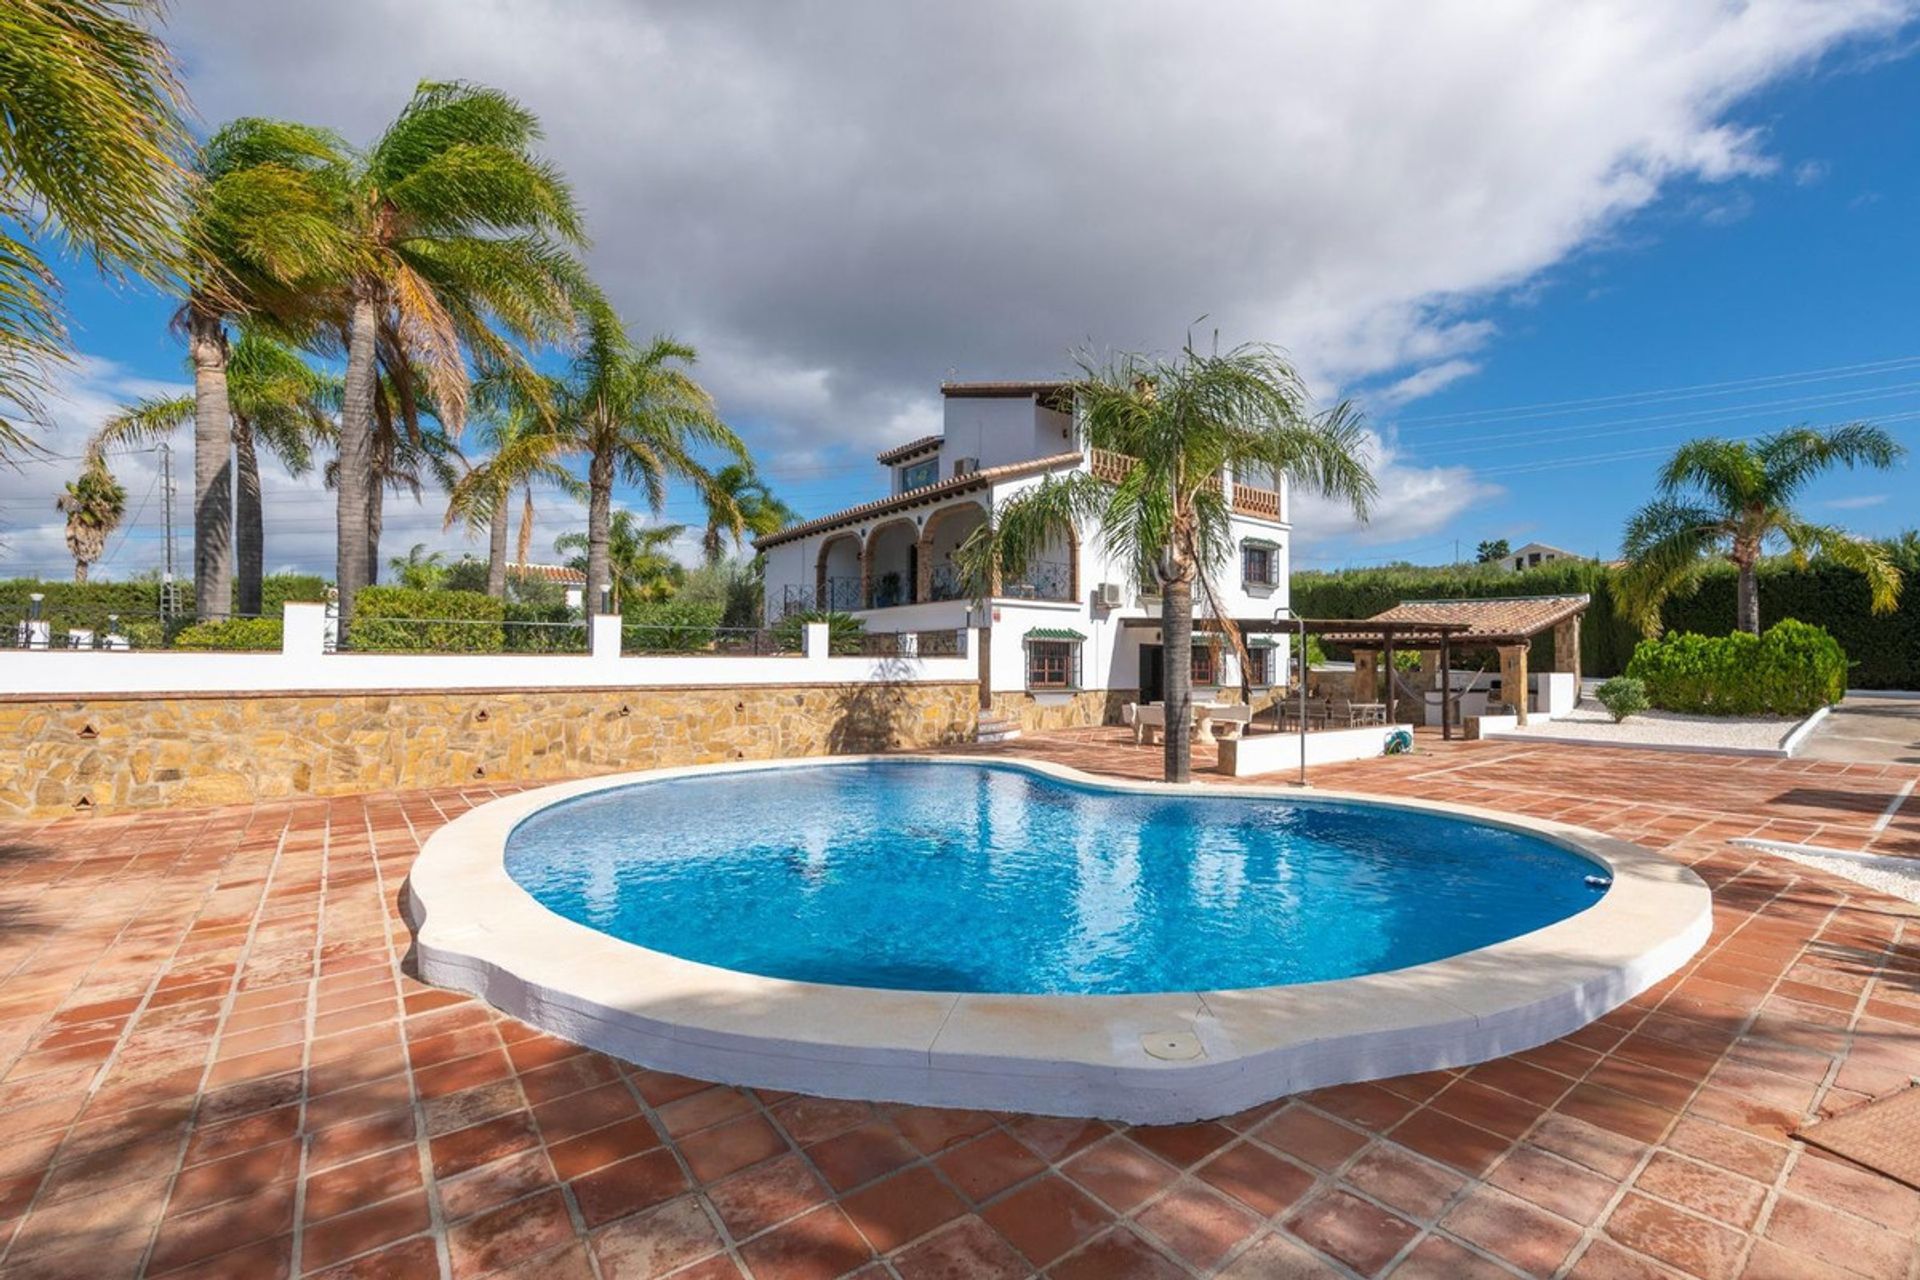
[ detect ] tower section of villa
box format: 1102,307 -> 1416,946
756,380 -> 1292,731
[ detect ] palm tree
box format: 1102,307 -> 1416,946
177,118 -> 351,620
555,513 -> 687,609
55,454 -> 127,583
0,0 -> 189,455
960,341 -> 1376,783
387,542 -> 447,590
549,309 -> 748,610
1618,424 -> 1907,636
95,330 -> 337,613
445,380 -> 584,597
327,80 -> 589,634
699,463 -> 795,565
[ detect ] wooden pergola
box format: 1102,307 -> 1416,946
1122,593 -> 1590,740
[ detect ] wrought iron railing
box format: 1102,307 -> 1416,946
622,623 -> 790,656
928,562 -> 971,602
335,615 -> 589,655
2,608 -> 276,651
999,558 -> 1072,602
823,576 -> 863,612
856,629 -> 968,658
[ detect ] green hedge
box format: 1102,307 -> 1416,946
502,602 -> 588,653
172,617 -> 285,651
1291,540 -> 1917,688
620,600 -> 723,653
348,586 -> 503,652
0,574 -> 327,624
1626,620 -> 1846,716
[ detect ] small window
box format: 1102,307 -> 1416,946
900,459 -> 938,491
1241,543 -> 1275,587
1192,643 -> 1218,686
1528,551 -> 1541,566
1026,640 -> 1078,690
1245,647 -> 1275,687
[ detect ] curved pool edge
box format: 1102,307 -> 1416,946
404,755 -> 1713,1124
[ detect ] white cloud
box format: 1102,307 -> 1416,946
1371,360 -> 1483,408
1825,492 -> 1888,509
1290,430 -> 1504,547
159,0 -> 1914,456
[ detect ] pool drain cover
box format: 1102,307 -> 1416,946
1794,1084 -> 1920,1190
1141,1031 -> 1204,1061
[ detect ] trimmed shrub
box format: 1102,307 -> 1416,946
172,617 -> 285,651
771,609 -> 865,654
1594,676 -> 1649,722
621,599 -> 723,653
348,586 -> 504,652
503,602 -> 588,653
1626,620 -> 1846,716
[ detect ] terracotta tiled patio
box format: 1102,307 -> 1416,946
0,733 -> 1916,1280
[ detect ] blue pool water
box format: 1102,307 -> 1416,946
504,761 -> 1607,995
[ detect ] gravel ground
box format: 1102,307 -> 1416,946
1763,845 -> 1920,906
1494,700 -> 1807,752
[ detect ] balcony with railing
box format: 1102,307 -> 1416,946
1091,448 -> 1281,521
1000,558 -> 1073,603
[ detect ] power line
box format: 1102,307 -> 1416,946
1387,353 -> 1920,425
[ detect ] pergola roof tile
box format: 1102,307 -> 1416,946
1329,593 -> 1591,646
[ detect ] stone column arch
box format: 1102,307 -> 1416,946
864,518 -> 920,608
815,534 -> 862,612
919,501 -> 991,601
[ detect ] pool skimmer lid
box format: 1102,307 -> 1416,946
1142,1031 -> 1204,1061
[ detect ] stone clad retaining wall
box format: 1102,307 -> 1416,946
0,682 -> 978,818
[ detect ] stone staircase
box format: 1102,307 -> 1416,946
975,712 -> 1022,745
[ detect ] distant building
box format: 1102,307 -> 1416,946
507,562 -> 585,610
1504,542 -> 1586,573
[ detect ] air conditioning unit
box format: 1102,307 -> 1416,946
1095,582 -> 1124,608
953,457 -> 980,476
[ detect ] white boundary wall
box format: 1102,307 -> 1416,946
1215,724 -> 1397,777
2,604 -> 980,698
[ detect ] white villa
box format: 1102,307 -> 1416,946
757,380 -> 1295,731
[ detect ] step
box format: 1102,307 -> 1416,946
976,728 -> 1023,744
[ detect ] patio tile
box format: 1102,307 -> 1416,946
840,1164 -> 965,1253
569,1148 -> 689,1227
931,1129 -> 1046,1204
1633,1151 -> 1765,1229
590,1195 -> 725,1279
1388,1235 -> 1517,1280
708,1153 -> 833,1240
1127,1120 -> 1236,1169
1440,1185 -> 1583,1275
978,1173 -> 1113,1266
1060,1136 -> 1180,1213
1050,1226 -> 1188,1279
1254,1104 -> 1370,1170
301,1190 -> 432,1271
1132,1181 -> 1261,1269
735,1204 -> 874,1280
805,1120 -> 920,1192
890,1216 -> 1030,1280
1197,1137 -> 1318,1217
1284,1187 -> 1419,1277
446,1188 -> 574,1277
1342,1142 -> 1468,1222
1486,1143 -> 1618,1226
1604,1193 -> 1745,1280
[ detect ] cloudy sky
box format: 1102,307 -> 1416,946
5,0 -> 1918,580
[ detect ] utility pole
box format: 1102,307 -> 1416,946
158,442 -> 179,618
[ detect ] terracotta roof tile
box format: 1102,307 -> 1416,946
754,451 -> 1085,549
1328,594 -> 1590,644
875,434 -> 943,464
505,562 -> 586,585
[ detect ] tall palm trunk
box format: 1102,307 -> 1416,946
586,450 -> 614,615
234,421 -> 264,615
188,304 -> 233,622
486,492 -> 510,597
336,286 -> 380,632
1161,575 -> 1195,784
366,481 -> 383,587
1736,558 -> 1761,636
74,558 -> 89,584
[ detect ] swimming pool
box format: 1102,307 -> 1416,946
407,755 -> 1711,1121
505,760 -> 1607,995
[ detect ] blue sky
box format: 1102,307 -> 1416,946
4,3 -> 1916,581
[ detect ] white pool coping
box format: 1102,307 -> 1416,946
405,755 -> 1712,1123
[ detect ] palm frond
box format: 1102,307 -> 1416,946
1616,498 -> 1724,634
1783,520 -> 1906,615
